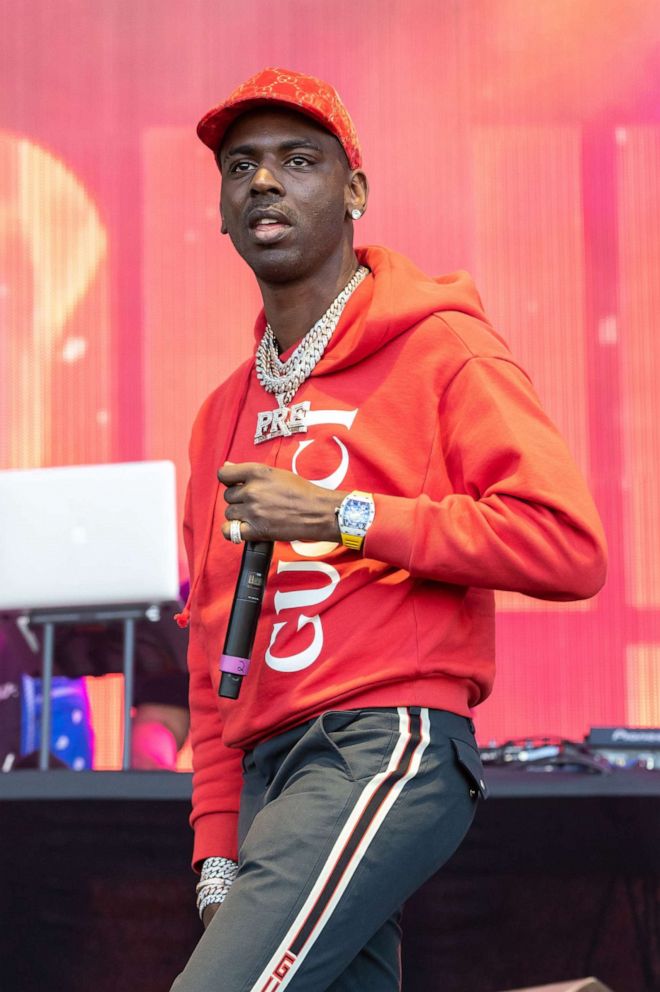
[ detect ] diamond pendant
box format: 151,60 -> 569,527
254,396 -> 310,445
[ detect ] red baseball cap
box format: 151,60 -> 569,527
196,67 -> 363,170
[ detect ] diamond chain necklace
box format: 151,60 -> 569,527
255,264 -> 369,407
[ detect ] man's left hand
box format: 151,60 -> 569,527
218,462 -> 346,544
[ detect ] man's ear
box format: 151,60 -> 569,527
346,169 -> 369,220
217,155 -> 228,234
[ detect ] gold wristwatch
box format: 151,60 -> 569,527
336,490 -> 376,551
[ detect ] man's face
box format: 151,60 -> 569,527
218,108 -> 360,285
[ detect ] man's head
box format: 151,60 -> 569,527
197,69 -> 368,286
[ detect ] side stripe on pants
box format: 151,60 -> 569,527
253,707 -> 432,992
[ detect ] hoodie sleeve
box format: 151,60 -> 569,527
364,355 -> 607,600
183,480 -> 243,870
187,643 -> 243,869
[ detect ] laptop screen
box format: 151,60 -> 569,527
0,461 -> 180,611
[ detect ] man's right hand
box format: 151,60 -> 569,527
202,903 -> 221,929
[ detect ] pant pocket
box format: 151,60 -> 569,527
319,709 -> 398,782
450,737 -> 488,799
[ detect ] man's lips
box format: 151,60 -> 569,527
251,219 -> 291,244
247,208 -> 293,245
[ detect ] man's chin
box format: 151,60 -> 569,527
241,246 -> 308,285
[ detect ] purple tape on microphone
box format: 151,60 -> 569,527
220,654 -> 251,676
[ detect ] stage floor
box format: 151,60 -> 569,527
1,769 -> 658,991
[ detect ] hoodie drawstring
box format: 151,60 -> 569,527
174,361 -> 254,629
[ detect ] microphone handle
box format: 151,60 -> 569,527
219,540 -> 274,699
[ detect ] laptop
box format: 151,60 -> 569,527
0,461 -> 180,612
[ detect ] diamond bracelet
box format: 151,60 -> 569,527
196,856 -> 238,920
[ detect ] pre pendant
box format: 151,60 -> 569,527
254,397 -> 310,445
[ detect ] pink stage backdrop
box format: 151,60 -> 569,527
2,0 -> 660,765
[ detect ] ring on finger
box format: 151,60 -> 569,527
230,519 -> 244,544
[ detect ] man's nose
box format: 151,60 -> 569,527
250,165 -> 284,196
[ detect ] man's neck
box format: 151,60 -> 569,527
258,248 -> 359,353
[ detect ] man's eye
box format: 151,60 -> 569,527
229,161 -> 255,174
287,155 -> 312,167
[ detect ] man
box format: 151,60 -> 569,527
172,68 -> 606,991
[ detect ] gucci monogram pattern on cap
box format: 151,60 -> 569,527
197,67 -> 362,169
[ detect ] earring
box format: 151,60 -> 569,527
351,209 -> 362,220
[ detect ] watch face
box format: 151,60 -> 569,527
344,498 -> 370,529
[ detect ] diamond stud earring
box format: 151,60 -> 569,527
351,209 -> 362,220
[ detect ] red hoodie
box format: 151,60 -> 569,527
180,245 -> 607,866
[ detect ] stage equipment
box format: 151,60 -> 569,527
586,726 -> 660,770
0,460 -> 180,769
479,737 -> 611,774
481,728 -> 660,775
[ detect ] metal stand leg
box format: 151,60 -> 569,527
122,617 -> 135,771
30,604 -> 155,772
39,622 -> 55,771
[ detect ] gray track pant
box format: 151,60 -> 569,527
171,706 -> 486,992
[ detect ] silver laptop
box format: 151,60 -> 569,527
0,461 -> 180,612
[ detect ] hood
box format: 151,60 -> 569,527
252,245 -> 490,373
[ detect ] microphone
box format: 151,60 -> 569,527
218,540 -> 274,699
